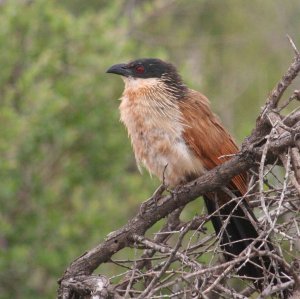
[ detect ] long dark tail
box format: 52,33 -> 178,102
203,192 -> 290,298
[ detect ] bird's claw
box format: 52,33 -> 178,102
139,184 -> 167,214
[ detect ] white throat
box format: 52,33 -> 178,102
122,77 -> 162,92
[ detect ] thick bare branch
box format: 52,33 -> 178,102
57,41 -> 300,299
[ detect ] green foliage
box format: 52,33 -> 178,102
0,1 -> 299,298
0,1 -> 159,298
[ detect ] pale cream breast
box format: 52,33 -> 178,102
119,77 -> 205,186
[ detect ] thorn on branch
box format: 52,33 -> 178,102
287,34 -> 300,56
57,38 -> 300,299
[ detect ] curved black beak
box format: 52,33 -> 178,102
106,63 -> 130,77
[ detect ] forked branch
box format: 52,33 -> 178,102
57,38 -> 300,299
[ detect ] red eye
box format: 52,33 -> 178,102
135,65 -> 145,73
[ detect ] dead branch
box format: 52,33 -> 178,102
57,39 -> 300,299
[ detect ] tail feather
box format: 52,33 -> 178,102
203,192 -> 290,297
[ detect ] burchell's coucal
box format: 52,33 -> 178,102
107,58 -> 289,296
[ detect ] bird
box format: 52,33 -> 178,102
107,58 -> 289,296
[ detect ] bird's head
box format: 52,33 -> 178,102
106,58 -> 187,99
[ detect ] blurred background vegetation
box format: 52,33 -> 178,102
0,0 -> 299,298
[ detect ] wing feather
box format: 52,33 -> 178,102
179,90 -> 247,195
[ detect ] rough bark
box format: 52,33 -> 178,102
57,40 -> 300,299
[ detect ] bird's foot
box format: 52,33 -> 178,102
139,184 -> 167,214
167,183 -> 190,201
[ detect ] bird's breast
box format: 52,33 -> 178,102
119,94 -> 205,186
